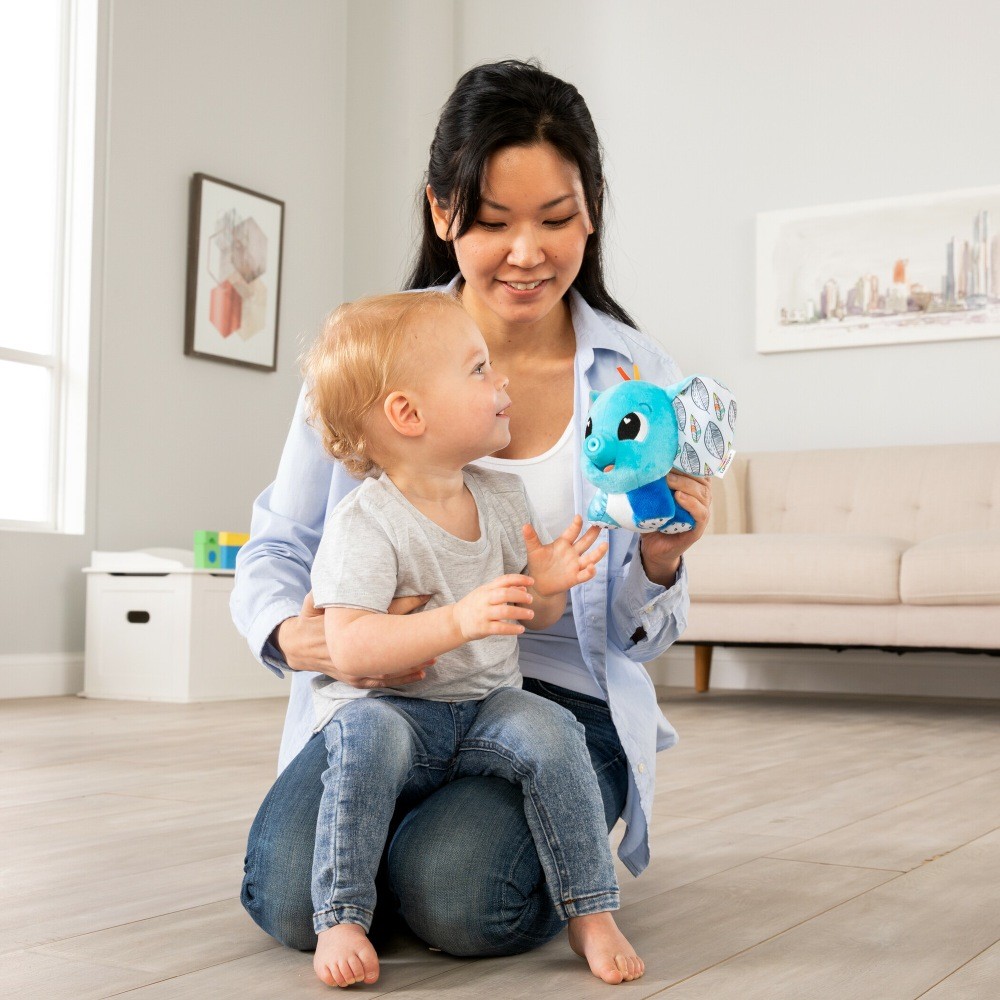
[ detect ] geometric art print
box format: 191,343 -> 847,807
185,174 -> 284,371
207,209 -> 268,340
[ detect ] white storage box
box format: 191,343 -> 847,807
83,568 -> 287,702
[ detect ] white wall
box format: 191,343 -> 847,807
343,1 -> 457,299
455,0 -> 1000,453
1,0 -> 348,693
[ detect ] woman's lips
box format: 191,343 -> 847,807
499,278 -> 551,296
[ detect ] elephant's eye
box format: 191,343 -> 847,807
585,418 -> 592,437
617,411 -> 648,442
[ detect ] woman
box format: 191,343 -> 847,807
234,59 -> 711,961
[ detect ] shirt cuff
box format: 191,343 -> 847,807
248,600 -> 303,678
621,551 -> 688,642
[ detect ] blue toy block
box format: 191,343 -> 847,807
219,545 -> 241,570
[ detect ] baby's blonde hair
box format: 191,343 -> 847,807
302,291 -> 462,478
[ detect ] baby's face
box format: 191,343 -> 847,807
410,308 -> 512,464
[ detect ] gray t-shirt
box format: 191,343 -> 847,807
310,466 -> 550,726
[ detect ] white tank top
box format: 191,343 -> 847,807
474,418 -> 576,543
473,419 -> 604,699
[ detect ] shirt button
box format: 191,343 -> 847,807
637,762 -> 646,774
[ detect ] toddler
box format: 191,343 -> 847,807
301,291 -> 644,988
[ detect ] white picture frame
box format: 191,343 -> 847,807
756,185 -> 1000,353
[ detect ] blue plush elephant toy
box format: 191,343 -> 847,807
583,369 -> 737,534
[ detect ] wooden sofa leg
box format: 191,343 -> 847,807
694,644 -> 713,693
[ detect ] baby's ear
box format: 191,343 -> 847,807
384,391 -> 425,437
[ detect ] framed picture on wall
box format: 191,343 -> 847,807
757,184 -> 1000,353
184,173 -> 285,371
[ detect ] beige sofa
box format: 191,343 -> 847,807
679,443 -> 1000,691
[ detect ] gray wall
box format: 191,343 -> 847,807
4,1 -> 999,697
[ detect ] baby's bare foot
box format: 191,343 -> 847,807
313,923 -> 380,988
568,912 -> 644,985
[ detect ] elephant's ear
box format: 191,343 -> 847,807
589,390 -> 601,406
667,375 -> 737,477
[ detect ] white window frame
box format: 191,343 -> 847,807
0,0 -> 97,534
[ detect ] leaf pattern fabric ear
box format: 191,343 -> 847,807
671,376 -> 737,477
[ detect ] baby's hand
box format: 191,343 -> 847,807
452,574 -> 535,641
524,515 -> 608,597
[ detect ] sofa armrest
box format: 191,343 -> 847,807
705,453 -> 747,535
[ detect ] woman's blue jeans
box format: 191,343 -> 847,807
241,678 -> 629,957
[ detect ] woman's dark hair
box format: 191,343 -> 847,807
405,59 -> 636,328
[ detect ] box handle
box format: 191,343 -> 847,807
126,611 -> 151,624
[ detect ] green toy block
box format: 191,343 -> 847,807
193,530 -> 221,569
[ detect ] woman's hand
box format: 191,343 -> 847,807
274,591 -> 434,687
638,473 -> 713,586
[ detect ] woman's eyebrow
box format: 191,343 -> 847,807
480,194 -> 574,212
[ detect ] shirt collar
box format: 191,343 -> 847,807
568,287 -> 634,363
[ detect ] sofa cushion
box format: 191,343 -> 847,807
744,444 -> 1000,542
684,533 -> 909,604
900,531 -> 1000,605
705,454 -> 747,535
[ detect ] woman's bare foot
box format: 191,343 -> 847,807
567,912 -> 644,985
313,923 -> 380,988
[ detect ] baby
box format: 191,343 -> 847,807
301,291 -> 644,988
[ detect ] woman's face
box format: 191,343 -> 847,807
428,142 -> 594,328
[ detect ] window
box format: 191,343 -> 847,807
0,0 -> 97,532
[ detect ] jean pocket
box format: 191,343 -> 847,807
592,747 -> 626,776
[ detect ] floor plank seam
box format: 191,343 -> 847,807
27,894 -> 251,953
3,851 -> 248,905
642,871 -> 910,996
101,971 -> 189,997
728,765 -> 1000,853
656,770 -> 940,829
761,855 -> 906,874
372,960 -> 512,999
905,820 -> 1000,871
912,936 -> 1000,999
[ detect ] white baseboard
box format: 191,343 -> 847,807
0,653 -> 85,699
649,645 -> 1000,700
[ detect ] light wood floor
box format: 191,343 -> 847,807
2,687 -> 999,999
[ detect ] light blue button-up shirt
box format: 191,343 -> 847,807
231,281 -> 689,877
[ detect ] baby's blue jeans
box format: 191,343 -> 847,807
311,686 -> 620,935
241,679 -> 628,955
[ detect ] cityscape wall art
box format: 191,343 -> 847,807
756,185 -> 1000,353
